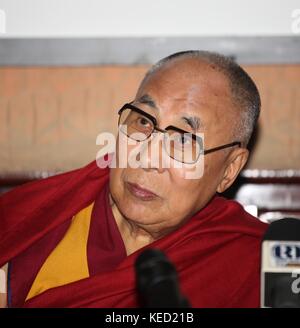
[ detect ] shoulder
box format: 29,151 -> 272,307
199,195 -> 268,246
1,161 -> 99,198
236,201 -> 268,231
205,197 -> 267,270
0,160 -> 108,211
0,160 -> 109,265
213,197 -> 268,271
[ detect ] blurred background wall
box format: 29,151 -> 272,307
0,64 -> 299,173
0,0 -> 300,218
0,0 -> 299,175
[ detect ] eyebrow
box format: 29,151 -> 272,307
137,94 -> 158,110
181,116 -> 202,132
136,94 -> 203,132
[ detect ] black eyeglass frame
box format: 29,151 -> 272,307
118,102 -> 241,159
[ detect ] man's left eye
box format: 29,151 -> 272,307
176,134 -> 192,145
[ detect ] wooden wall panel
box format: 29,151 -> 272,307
246,65 -> 300,170
0,65 -> 299,173
0,66 -> 147,173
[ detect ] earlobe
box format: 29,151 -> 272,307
216,148 -> 249,193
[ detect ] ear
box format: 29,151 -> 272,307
217,148 -> 249,193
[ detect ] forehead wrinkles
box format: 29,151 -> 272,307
140,61 -> 233,103
139,72 -> 232,118
137,62 -> 237,133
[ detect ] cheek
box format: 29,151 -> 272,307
164,168 -> 204,211
116,133 -> 143,163
166,160 -> 221,212
109,168 -> 125,200
203,153 -> 226,182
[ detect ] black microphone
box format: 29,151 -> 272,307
135,248 -> 190,307
261,218 -> 300,308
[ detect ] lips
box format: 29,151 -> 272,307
126,182 -> 158,201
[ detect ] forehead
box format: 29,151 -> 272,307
135,58 -> 236,130
140,59 -> 230,95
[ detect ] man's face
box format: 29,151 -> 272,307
109,58 -> 242,235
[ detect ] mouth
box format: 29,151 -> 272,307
126,182 -> 159,201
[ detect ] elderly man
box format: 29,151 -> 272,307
0,50 -> 267,308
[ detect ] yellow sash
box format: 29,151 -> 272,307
26,203 -> 94,301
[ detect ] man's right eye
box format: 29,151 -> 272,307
136,116 -> 152,128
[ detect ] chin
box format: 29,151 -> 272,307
117,197 -> 159,225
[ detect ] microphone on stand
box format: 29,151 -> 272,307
135,248 -> 190,308
261,218 -> 300,308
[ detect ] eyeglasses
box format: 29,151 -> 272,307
118,102 -> 241,164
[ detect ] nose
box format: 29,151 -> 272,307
137,132 -> 167,173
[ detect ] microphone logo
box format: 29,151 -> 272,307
272,244 -> 300,266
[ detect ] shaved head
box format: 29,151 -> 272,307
139,50 -> 261,146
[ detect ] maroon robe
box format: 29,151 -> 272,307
0,159 -> 268,307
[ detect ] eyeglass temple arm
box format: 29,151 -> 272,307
203,142 -> 241,155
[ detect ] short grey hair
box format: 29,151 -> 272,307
142,50 -> 261,146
